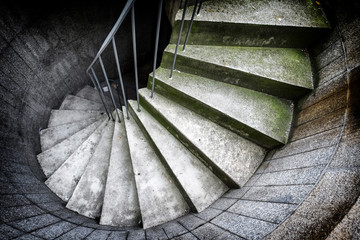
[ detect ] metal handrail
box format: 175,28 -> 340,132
86,0 -> 202,120
86,0 -> 135,73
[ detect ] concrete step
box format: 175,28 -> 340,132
66,120 -> 115,219
124,106 -> 189,229
37,116 -> 106,177
48,110 -> 105,127
139,88 -> 266,188
40,117 -> 101,151
76,85 -> 112,105
171,0 -> 329,47
59,95 -> 104,111
44,119 -> 108,202
149,68 -> 293,148
100,112 -> 141,227
162,45 -> 313,100
128,100 -> 228,213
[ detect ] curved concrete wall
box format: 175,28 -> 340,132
0,0 -> 359,239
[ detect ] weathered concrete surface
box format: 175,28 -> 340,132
59,95 -> 104,111
45,119 -> 108,202
139,88 -> 266,188
150,68 -> 293,148
66,120 -> 114,219
40,117 -> 101,151
326,196 -> 360,240
100,112 -> 141,227
47,110 -> 105,127
177,0 -> 328,27
124,106 -> 189,229
37,117 -> 105,177
171,0 -> 329,47
75,85 -> 112,106
162,45 -> 313,99
128,100 -> 228,213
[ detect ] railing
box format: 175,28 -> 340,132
86,0 -> 202,122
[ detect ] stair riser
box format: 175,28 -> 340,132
147,78 -> 283,149
139,93 -> 240,188
128,103 -> 198,212
161,51 -> 312,100
170,21 -> 328,48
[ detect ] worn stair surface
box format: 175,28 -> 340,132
37,0 -> 327,230
162,45 -> 313,99
171,0 -> 329,47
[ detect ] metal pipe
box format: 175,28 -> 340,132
89,68 -> 112,120
131,5 -> 141,112
87,0 -> 136,73
151,0 -> 163,98
197,0 -> 203,15
112,37 -> 130,119
183,0 -> 198,51
99,56 -> 121,122
170,0 -> 188,79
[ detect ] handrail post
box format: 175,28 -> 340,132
151,0 -> 163,98
183,0 -> 199,51
131,5 -> 141,112
112,37 -> 130,119
170,0 -> 188,79
99,56 -> 121,122
197,0 -> 203,15
89,68 -> 112,120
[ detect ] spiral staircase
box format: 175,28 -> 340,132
37,0 -> 329,231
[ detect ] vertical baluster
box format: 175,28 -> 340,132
112,37 -> 130,119
183,0 -> 198,51
131,5 -> 141,112
99,56 -> 121,122
151,0 -> 163,98
170,0 -> 188,79
197,0 -> 203,15
89,68 -> 112,120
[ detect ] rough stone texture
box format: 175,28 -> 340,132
66,121 -> 114,219
124,107 -> 190,229
45,119 -> 108,201
139,88 -> 266,188
162,45 -> 313,99
129,100 -> 228,213
171,0 -> 329,47
40,117 -> 101,151
47,110 -> 104,127
151,67 -> 293,147
59,95 -> 104,111
37,118 -> 105,177
100,112 -> 141,227
326,196 -> 360,240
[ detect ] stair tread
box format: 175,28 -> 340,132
48,110 -> 105,128
152,68 -> 293,147
178,0 -> 328,28
60,95 -> 104,111
139,88 -> 266,188
164,45 -> 313,91
124,106 -> 189,229
129,100 -> 228,212
40,117 -> 101,151
37,116 -> 106,177
66,120 -> 115,219
100,112 -> 141,227
45,119 -> 108,202
76,85 -> 112,104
